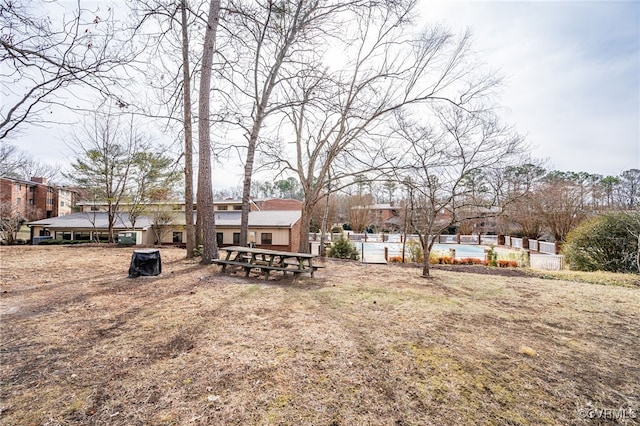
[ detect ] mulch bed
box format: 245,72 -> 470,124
430,264 -> 530,277
386,260 -> 530,277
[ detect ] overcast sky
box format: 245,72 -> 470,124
419,0 -> 640,177
12,0 -> 640,185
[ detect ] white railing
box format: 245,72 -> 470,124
530,254 -> 565,270
309,232 -> 559,254
480,235 -> 498,245
510,237 -> 523,249
538,241 -> 557,255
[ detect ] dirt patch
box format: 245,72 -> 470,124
1,246 -> 639,425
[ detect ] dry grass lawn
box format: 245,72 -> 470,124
1,245 -> 639,425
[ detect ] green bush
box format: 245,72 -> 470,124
328,235 -> 359,260
486,247 -> 498,267
37,239 -> 91,245
562,212 -> 640,273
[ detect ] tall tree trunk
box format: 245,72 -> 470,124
421,236 -> 431,278
108,208 -> 115,243
181,0 -> 196,258
239,120 -> 261,247
197,0 -> 220,264
319,193 -> 330,258
238,2 -> 305,247
298,199 -> 315,253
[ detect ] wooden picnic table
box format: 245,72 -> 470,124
212,246 -> 322,280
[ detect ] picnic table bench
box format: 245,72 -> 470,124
212,246 -> 323,280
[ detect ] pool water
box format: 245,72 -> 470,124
355,242 -> 488,261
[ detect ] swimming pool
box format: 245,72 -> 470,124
353,242 -> 489,261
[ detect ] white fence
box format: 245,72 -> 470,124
510,237 -> 523,249
309,232 -> 565,269
308,232 -> 496,245
530,254 -> 565,271
538,241 -> 557,255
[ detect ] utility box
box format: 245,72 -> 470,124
118,231 -> 142,245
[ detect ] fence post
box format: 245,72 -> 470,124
384,247 -> 388,261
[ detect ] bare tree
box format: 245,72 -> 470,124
65,110 -> 144,243
180,0 -> 197,257
0,201 -> 30,244
0,141 -> 60,181
265,4 -> 506,253
196,0 -> 221,263
619,168 -> 640,209
130,0 -> 207,258
221,0 -> 398,247
0,0 -> 139,139
394,106 -> 527,277
222,0 -> 325,246
535,175 -> 589,243
151,205 -> 176,244
0,142 -> 29,177
500,164 -> 547,238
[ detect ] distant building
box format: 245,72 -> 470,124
253,198 -> 303,211
351,203 -> 404,232
0,176 -> 78,221
76,198 -> 302,213
27,210 -> 302,251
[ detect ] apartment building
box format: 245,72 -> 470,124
0,176 -> 76,220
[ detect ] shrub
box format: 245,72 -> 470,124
486,247 -> 498,267
457,257 -> 485,265
498,260 -> 519,268
328,235 -> 359,260
38,239 -> 91,245
562,211 -> 640,273
406,239 -> 423,263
